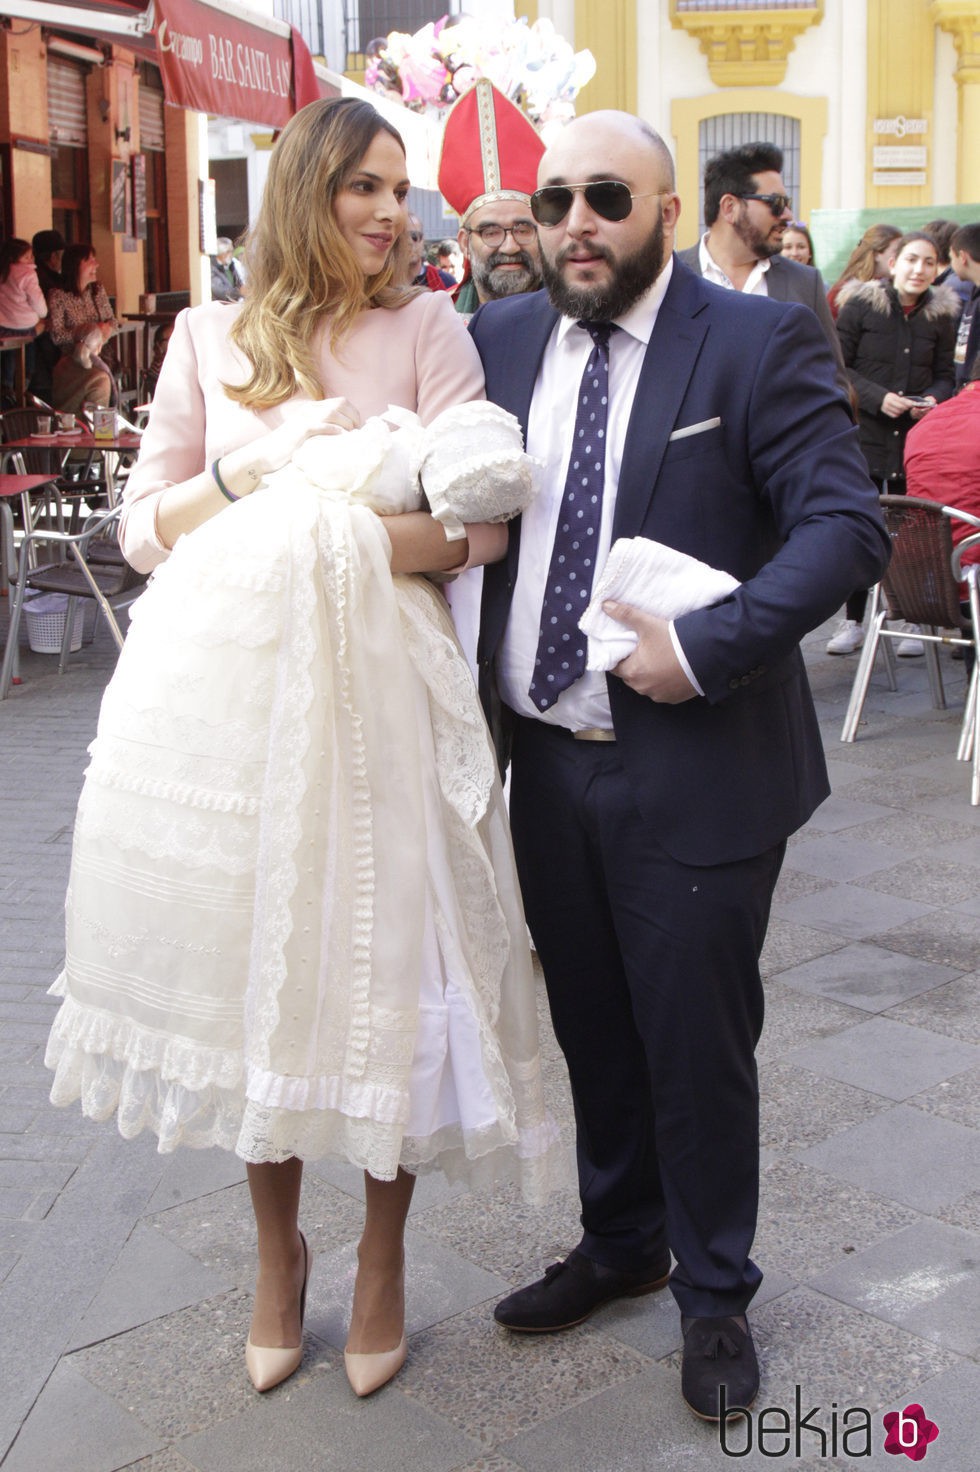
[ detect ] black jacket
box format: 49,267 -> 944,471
836,279 -> 960,479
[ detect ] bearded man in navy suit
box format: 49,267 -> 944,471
469,112 -> 889,1421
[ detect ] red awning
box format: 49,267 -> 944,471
154,0 -> 322,128
6,0 -> 336,125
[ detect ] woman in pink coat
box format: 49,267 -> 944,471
44,97 -> 559,1401
0,237 -> 47,398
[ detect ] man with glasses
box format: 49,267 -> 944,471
677,142 -> 847,393
438,78 -> 544,317
470,111 -> 889,1423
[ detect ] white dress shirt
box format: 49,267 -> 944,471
499,259 -> 699,729
698,233 -> 770,297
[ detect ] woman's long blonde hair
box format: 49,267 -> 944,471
227,97 -> 413,410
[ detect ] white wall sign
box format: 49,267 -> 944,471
873,146 -> 928,169
873,116 -> 928,137
872,170 -> 927,187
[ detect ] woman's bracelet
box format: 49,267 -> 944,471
211,459 -> 240,503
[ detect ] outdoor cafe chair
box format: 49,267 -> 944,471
0,504 -> 147,698
841,495 -> 980,804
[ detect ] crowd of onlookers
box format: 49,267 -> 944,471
794,216 -> 980,658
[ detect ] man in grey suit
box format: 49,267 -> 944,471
677,141 -> 847,394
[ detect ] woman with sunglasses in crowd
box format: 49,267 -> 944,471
827,231 -> 960,655
44,97 -> 559,1400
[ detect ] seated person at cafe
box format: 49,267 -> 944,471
210,239 -> 245,301
52,326 -> 112,413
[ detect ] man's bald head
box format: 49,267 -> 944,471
539,112 -> 676,193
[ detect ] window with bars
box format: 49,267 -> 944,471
345,2 -> 460,68
697,113 -> 801,235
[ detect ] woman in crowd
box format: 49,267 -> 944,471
781,222 -> 816,268
827,222 -> 902,319
827,231 -> 960,655
0,237 -> 47,399
44,96 -> 558,1402
47,243 -> 117,410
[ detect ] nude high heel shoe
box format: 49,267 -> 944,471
343,1333 -> 408,1397
245,1232 -> 311,1392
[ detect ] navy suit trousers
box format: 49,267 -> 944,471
509,715 -> 785,1318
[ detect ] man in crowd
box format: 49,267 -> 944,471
470,111 -> 889,1422
210,239 -> 244,302
677,142 -> 848,395
438,78 -> 543,317
949,223 -> 980,389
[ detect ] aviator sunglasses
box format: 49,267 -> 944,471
530,180 -> 664,227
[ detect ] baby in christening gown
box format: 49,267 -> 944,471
45,401 -> 563,1203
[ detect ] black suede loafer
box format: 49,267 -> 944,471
681,1315 -> 759,1421
494,1246 -> 672,1332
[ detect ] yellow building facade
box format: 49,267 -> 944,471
525,0 -> 980,253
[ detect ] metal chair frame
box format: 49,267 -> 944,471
0,505 -> 146,698
841,496 -> 980,804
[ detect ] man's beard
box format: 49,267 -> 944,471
733,202 -> 783,261
541,213 -> 666,321
472,248 -> 541,299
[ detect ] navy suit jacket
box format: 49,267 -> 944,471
676,243 -> 849,399
471,258 -> 890,867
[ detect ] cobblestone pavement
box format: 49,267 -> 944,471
1,606 -> 978,1472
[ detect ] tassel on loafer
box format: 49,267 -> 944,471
344,1333 -> 408,1397
245,1232 -> 312,1393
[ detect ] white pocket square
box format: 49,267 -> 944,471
668,416 -> 722,442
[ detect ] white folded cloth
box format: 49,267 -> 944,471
579,536 -> 740,671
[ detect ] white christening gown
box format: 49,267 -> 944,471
44,403 -> 563,1202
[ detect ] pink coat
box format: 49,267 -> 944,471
0,260 -> 47,331
121,292 -> 489,572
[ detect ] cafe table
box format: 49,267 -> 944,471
2,427 -> 142,508
0,471 -> 61,684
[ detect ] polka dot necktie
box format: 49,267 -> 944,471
529,320 -> 617,712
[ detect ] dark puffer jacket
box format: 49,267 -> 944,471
835,279 -> 960,480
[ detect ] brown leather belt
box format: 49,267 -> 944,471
573,727 -> 617,742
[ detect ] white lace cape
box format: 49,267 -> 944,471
45,438 -> 561,1201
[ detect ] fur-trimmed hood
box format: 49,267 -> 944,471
837,277 -> 962,320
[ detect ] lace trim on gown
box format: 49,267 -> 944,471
45,410 -> 564,1202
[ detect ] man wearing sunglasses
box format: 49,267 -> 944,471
677,142 -> 847,395
469,111 -> 889,1424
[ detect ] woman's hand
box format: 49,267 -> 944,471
881,392 -> 913,418
909,396 -> 936,422
219,397 -> 361,496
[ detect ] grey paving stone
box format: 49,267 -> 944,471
71,1286 -> 338,1441
869,908 -> 980,972
810,1220 -> 980,1356
885,971 -> 980,1043
117,1453 -> 202,1472
776,942 -> 960,1012
759,919 -> 843,979
798,793 -> 893,833
755,981 -> 864,1065
69,1222 -> 236,1351
177,1365 -> 480,1472
770,868 -> 834,904
940,1187 -> 980,1232
498,1366 -> 725,1472
402,1302 -> 650,1450
1,1361 -> 163,1472
798,1104 -> 980,1212
409,1179 -> 582,1288
759,1061 -> 888,1151
780,1016 -> 978,1101
144,1148 -> 248,1216
858,856 -> 980,906
755,1158 -> 919,1283
725,1287 -> 958,1417
781,836 -> 908,882
909,1066 -> 980,1129
841,771 -> 962,808
773,884 -> 932,941
308,1226 -> 508,1352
